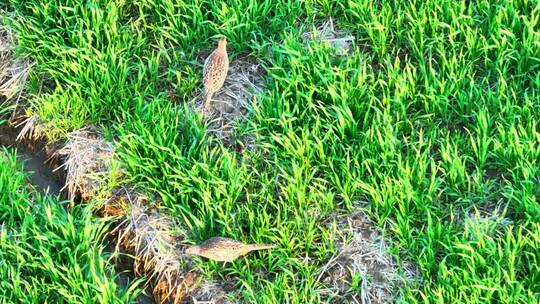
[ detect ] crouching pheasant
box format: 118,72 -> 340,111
185,237 -> 276,262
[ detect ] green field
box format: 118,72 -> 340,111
1,0 -> 539,303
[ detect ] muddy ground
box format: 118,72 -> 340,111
0,124 -> 65,198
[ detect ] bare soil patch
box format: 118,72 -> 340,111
0,123 -> 65,198
317,207 -> 420,304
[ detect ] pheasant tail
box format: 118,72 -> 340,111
203,92 -> 213,117
246,243 -> 277,251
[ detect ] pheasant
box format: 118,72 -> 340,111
202,36 -> 229,119
185,237 -> 276,262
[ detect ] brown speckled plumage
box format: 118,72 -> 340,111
185,237 -> 276,262
202,36 -> 229,119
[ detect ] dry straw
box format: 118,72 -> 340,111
111,189 -> 197,303
317,207 -> 420,304
302,18 -> 355,56
0,15 -> 32,103
195,55 -> 265,141
53,128 -> 114,201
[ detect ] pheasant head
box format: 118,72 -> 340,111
217,36 -> 227,52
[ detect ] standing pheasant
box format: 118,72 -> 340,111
185,237 -> 276,262
202,36 -> 229,119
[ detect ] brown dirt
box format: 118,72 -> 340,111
0,124 -> 66,198
188,279 -> 237,304
0,122 -> 235,303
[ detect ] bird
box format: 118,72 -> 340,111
202,36 -> 229,120
185,237 -> 276,262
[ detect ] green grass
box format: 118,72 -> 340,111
0,148 -> 144,303
3,0 -> 540,303
0,100 -> 12,125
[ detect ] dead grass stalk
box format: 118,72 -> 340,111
53,128 -> 114,201
302,18 -> 355,56
317,206 -> 420,304
0,14 -> 32,103
194,55 -> 265,142
112,189 -> 199,303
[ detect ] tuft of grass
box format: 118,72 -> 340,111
405,215 -> 540,303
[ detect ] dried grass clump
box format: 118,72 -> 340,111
54,128 -> 114,201
317,208 -> 420,304
189,280 -> 237,304
95,187 -> 131,217
114,190 -> 199,303
15,115 -> 48,141
197,56 -> 265,141
452,203 -> 512,234
0,14 -> 32,101
302,18 -> 355,56
448,201 -> 513,228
